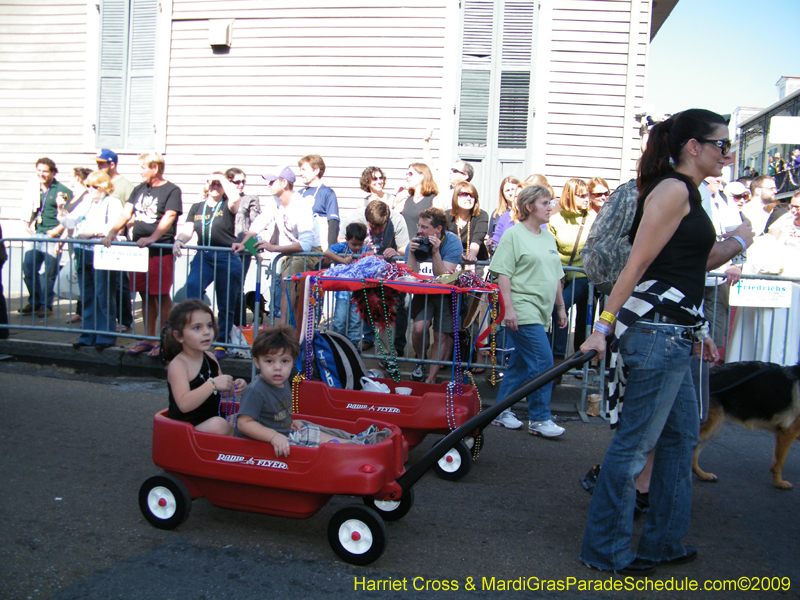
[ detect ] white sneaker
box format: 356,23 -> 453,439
528,419 -> 565,438
360,377 -> 391,394
491,409 -> 524,429
410,364 -> 426,381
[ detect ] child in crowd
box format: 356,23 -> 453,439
323,222 -> 368,346
164,299 -> 246,435
235,325 -> 390,456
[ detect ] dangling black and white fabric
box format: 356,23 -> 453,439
606,280 -> 708,427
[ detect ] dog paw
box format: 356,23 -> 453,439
695,472 -> 718,482
773,480 -> 793,490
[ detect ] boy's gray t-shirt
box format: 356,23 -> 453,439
234,376 -> 293,438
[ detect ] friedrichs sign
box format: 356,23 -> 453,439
729,279 -> 792,308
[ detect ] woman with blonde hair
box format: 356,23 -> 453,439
398,162 -> 439,235
487,176 -> 520,253
548,178 -> 600,367
56,170 -> 124,350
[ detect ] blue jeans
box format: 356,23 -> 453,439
332,291 -> 369,346
580,322 -> 698,571
493,324 -> 554,422
551,277 -> 589,358
75,247 -> 117,346
22,234 -> 59,309
186,250 -> 242,345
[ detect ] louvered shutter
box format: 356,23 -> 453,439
458,0 -> 494,148
97,0 -> 128,147
126,0 -> 157,148
498,1 -> 534,149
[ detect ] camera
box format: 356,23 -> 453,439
413,236 -> 432,261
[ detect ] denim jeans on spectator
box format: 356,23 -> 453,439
492,323 -> 554,422
186,250 -> 242,345
580,323 -> 697,571
22,234 -> 59,309
551,276 -> 589,358
113,269 -> 133,329
332,291 -> 366,346
75,247 -> 117,346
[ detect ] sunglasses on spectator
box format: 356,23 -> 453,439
732,193 -> 747,199
372,176 -> 385,182
458,192 -> 474,198
697,138 -> 731,155
406,171 -> 418,177
451,167 -> 466,175
87,184 -> 100,190
231,179 -> 246,185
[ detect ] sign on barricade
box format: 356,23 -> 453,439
94,245 -> 149,272
729,278 -> 792,308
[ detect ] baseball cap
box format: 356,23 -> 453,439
724,181 -> 748,197
96,149 -> 118,164
262,166 -> 296,184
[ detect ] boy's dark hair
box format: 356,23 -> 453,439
345,222 -> 367,241
163,299 -> 218,362
251,325 -> 300,361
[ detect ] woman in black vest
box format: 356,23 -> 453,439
580,110 -> 731,575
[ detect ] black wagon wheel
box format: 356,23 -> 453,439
327,505 -> 388,566
139,473 -> 192,530
363,488 -> 415,522
432,439 -> 472,481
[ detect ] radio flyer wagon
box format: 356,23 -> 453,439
291,259 -> 506,480
138,353 -> 594,565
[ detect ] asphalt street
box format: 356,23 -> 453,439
1,360 -> 798,600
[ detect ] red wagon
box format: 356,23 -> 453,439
139,405 -> 410,565
138,353 -> 595,566
291,261 -> 504,480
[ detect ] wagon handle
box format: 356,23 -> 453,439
395,350 -> 597,493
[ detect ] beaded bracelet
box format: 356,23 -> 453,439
210,377 -> 218,394
600,310 -> 616,325
593,321 -> 612,336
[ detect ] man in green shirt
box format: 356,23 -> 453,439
21,157 -> 72,317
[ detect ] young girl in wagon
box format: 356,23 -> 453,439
163,299 -> 246,435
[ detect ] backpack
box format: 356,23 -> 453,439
297,330 -> 368,390
580,178 -> 639,295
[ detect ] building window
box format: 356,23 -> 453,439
96,0 -> 158,149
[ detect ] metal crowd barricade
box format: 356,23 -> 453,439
0,236 -> 266,355
1,236 -> 606,413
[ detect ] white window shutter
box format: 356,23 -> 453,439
97,0 -> 129,147
126,0 -> 158,148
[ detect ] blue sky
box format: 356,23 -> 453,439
646,0 -> 799,118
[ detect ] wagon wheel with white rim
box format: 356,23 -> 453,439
327,505 -> 388,565
139,474 -> 192,530
432,439 -> 472,481
363,488 -> 415,522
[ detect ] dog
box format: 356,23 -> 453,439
693,360 -> 800,490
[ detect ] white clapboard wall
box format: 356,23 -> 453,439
0,0 -> 651,222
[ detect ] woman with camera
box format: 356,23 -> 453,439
173,172 -> 242,360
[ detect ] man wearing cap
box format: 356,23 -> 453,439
724,180 -> 749,209
700,177 -> 746,355
96,149 -> 135,331
233,166 -> 320,323
102,152 -> 182,355
297,154 -> 339,249
20,157 -> 71,317
741,175 -> 778,235
95,149 -> 134,205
